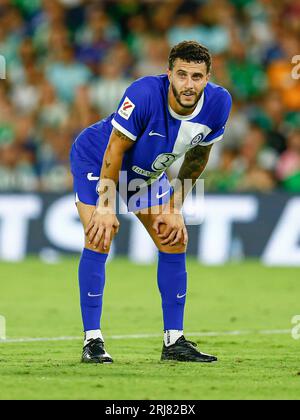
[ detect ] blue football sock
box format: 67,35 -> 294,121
78,248 -> 108,332
157,251 -> 187,331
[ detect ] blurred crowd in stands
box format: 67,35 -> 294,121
0,0 -> 299,193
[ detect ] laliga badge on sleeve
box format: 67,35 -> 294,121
118,97 -> 136,120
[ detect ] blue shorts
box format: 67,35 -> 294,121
70,127 -> 173,212
73,171 -> 173,213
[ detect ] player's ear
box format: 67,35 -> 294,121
167,68 -> 172,82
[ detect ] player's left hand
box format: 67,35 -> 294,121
152,213 -> 188,247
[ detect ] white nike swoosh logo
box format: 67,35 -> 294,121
88,293 -> 102,297
177,293 -> 186,299
149,131 -> 166,138
156,190 -> 170,199
87,173 -> 100,181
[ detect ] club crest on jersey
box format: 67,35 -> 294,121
191,133 -> 204,146
118,97 -> 135,120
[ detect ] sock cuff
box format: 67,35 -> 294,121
82,248 -> 108,262
158,251 -> 186,263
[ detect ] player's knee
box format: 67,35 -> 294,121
84,241 -> 112,254
84,229 -> 117,254
157,243 -> 187,254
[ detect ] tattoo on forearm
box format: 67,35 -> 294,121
105,160 -> 111,169
113,128 -> 131,142
178,145 -> 212,183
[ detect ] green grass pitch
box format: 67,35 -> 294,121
0,258 -> 299,400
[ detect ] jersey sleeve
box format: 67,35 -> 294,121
201,90 -> 232,146
111,79 -> 151,141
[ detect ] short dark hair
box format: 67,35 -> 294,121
168,41 -> 212,73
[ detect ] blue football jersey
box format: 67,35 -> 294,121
112,74 -> 232,185
72,75 -> 232,187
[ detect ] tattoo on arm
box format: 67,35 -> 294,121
178,145 -> 213,183
113,128 -> 131,142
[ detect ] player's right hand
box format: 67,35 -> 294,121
152,213 -> 188,247
85,209 -> 120,251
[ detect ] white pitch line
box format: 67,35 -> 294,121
0,329 -> 291,344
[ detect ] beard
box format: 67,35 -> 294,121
171,83 -> 203,109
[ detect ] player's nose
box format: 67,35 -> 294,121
184,76 -> 194,89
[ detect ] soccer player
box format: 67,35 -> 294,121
70,41 -> 232,363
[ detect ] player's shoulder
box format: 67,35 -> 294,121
122,75 -> 167,114
127,74 -> 167,95
199,82 -> 232,128
205,82 -> 232,107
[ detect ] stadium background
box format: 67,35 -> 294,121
0,0 -> 299,265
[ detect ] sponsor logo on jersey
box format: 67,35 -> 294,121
87,173 -> 100,181
118,96 -> 135,120
149,130 -> 166,138
132,166 -> 153,177
156,190 -> 170,199
132,165 -> 164,177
